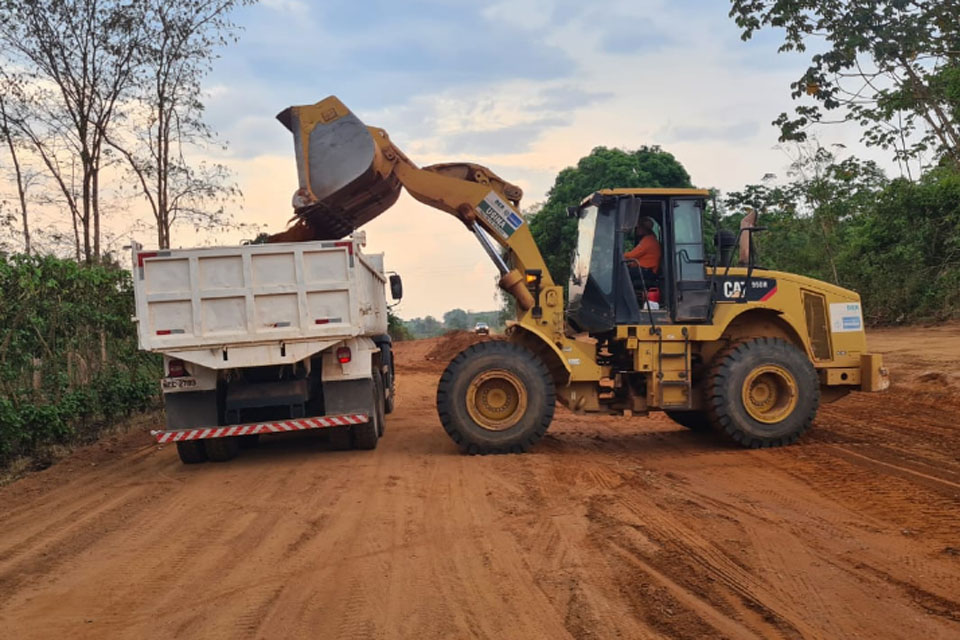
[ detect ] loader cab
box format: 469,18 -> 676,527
567,189 -> 713,334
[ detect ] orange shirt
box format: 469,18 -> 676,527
624,234 -> 661,272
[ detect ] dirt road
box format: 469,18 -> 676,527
1,327 -> 959,639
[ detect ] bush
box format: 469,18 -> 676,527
0,254 -> 160,465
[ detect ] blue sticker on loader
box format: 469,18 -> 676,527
477,192 -> 523,239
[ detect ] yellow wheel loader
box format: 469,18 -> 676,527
272,96 -> 889,453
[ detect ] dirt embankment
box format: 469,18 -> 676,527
0,325 -> 958,639
424,330 -> 492,361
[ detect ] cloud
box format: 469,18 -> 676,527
661,120 -> 761,143
442,117 -> 567,155
535,86 -> 614,111
596,23 -> 674,55
260,0 -> 308,15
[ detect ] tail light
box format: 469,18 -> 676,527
167,359 -> 187,377
336,347 -> 352,364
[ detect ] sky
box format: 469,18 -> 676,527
101,0 -> 899,318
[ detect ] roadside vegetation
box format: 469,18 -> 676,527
0,0 -> 250,471
0,255 -> 158,469
394,309 -> 503,340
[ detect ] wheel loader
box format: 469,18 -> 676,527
271,96 -> 889,453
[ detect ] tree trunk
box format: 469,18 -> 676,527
81,154 -> 93,263
93,163 -> 101,261
32,357 -> 42,392
818,219 -> 840,285
0,95 -> 30,254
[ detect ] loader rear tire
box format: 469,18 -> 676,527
204,437 -> 240,462
436,341 -> 555,454
665,410 -> 712,432
176,441 -> 207,464
707,338 -> 819,448
351,375 -> 382,450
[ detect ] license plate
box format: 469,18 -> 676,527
161,376 -> 198,391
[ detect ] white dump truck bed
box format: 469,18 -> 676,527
131,234 -> 388,368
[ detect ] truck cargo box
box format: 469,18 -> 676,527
131,234 -> 388,369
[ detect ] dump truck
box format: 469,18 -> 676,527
132,232 -> 403,463
273,96 -> 889,453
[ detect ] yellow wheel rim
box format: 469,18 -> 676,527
466,369 -> 528,431
741,365 -> 798,424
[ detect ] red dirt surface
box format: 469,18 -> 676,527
1,325 -> 959,638
424,329 -> 492,362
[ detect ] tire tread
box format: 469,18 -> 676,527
436,341 -> 555,455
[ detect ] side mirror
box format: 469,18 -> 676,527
389,274 -> 403,301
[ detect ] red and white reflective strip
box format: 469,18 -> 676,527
151,414 -> 368,444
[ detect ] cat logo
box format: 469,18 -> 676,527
723,280 -> 747,299
718,277 -> 778,302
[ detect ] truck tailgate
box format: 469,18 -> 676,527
133,239 -> 386,352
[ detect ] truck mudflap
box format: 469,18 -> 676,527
151,413 -> 368,444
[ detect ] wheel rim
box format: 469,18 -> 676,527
466,369 -> 527,431
741,365 -> 798,424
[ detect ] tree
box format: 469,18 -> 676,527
387,310 -> 412,341
108,0 -> 247,249
443,308 -> 469,330
729,0 -> 960,172
0,0 -> 146,262
838,166 -> 960,322
528,146 -> 692,288
726,143 -> 888,285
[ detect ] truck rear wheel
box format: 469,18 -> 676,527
176,441 -> 207,464
436,341 -> 555,454
373,369 -> 386,437
384,360 -> 396,415
706,338 -> 819,448
205,437 -> 240,462
351,374 -> 382,450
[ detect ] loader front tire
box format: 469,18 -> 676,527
665,410 -> 712,432
707,338 -> 819,448
437,341 -> 555,454
176,440 -> 207,464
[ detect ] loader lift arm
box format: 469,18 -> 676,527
271,96 -> 553,314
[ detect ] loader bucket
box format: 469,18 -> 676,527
275,96 -> 401,240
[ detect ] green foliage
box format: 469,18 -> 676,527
729,0 -> 960,169
724,154 -> 960,324
387,310 -> 413,341
404,316 -> 445,339
726,145 -> 888,284
529,146 -> 692,288
0,255 -> 159,464
402,309 -> 503,339
837,167 -> 960,323
442,308 -> 469,331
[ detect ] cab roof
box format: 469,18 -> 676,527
579,188 -> 711,206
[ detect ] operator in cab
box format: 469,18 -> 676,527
624,217 -> 661,285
